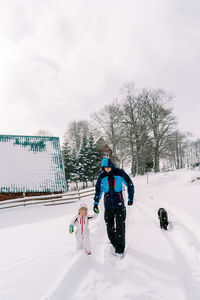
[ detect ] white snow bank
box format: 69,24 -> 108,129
0,169 -> 200,300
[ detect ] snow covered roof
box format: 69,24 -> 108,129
0,134 -> 66,193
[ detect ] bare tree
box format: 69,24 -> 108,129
64,120 -> 90,152
141,88 -> 176,172
193,139 -> 200,162
91,101 -> 121,162
189,137 -> 200,168
35,129 -> 53,136
164,131 -> 189,169
120,84 -> 153,175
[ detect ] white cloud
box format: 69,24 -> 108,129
0,0 -> 200,141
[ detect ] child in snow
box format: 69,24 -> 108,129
69,203 -> 98,255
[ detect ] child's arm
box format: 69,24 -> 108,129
70,215 -> 78,225
87,213 -> 98,221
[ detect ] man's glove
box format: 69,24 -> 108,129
69,225 -> 74,234
128,199 -> 133,206
93,204 -> 99,214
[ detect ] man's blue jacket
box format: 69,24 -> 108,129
94,158 -> 134,210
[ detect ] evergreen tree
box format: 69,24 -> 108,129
87,134 -> 102,183
62,140 -> 73,190
77,135 -> 89,187
70,148 -> 80,189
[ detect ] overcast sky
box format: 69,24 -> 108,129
0,0 -> 200,144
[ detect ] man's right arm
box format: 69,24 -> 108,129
93,175 -> 103,213
94,174 -> 102,205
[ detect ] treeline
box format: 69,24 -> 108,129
62,84 -> 200,187
62,131 -> 102,189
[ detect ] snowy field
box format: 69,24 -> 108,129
0,169 -> 200,300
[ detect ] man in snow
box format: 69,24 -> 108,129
93,157 -> 134,257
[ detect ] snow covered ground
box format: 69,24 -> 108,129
0,169 -> 200,300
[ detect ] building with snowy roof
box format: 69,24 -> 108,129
0,134 -> 67,200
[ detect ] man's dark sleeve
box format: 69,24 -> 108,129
121,169 -> 134,201
94,175 -> 103,205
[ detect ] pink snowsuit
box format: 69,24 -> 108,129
70,213 -> 97,252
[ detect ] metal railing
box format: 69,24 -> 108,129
0,187 -> 95,210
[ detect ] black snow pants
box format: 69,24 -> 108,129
104,207 -> 126,254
